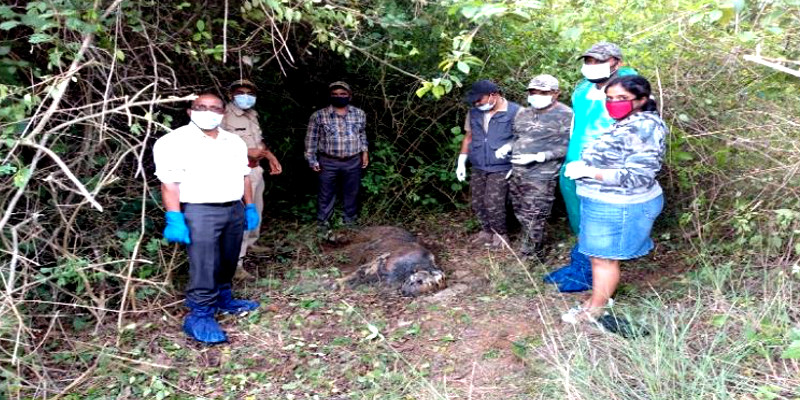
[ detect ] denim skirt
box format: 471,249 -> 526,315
578,194 -> 664,260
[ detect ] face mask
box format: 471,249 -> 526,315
330,96 -> 350,108
233,94 -> 256,110
190,110 -> 224,130
476,101 -> 495,111
528,94 -> 553,109
605,100 -> 634,120
581,62 -> 612,82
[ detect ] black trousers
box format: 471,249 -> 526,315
317,154 -> 362,224
182,202 -> 244,306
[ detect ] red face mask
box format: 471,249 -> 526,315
605,99 -> 634,120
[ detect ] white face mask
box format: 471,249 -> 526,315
581,62 -> 612,81
233,94 -> 256,110
190,111 -> 224,130
528,94 -> 553,109
477,101 -> 495,111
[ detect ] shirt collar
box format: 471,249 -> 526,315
326,105 -> 350,116
226,102 -> 247,117
187,122 -> 233,140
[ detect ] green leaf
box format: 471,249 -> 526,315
781,340 -> 800,359
674,151 -> 694,161
0,21 -> 20,30
708,10 -> 723,22
29,33 -> 54,44
196,20 -> 205,31
432,85 -> 445,98
456,61 -> 470,74
13,166 -> 30,188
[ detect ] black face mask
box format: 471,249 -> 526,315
330,96 -> 350,108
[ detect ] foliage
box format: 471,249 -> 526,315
1,0 -> 800,398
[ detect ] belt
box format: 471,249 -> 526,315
319,153 -> 359,161
182,200 -> 240,207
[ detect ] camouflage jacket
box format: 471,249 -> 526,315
511,102 -> 573,180
576,111 -> 668,204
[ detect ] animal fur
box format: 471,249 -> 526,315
337,226 -> 445,296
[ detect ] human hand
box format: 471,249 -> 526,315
263,151 -> 283,175
244,204 -> 260,231
511,152 -> 546,165
456,154 -> 468,182
494,143 -> 512,159
311,163 -> 321,172
361,152 -> 369,169
163,211 -> 191,244
564,161 -> 598,180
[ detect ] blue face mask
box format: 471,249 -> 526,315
233,94 -> 256,110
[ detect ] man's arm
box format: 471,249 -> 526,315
161,183 -> 181,211
459,112 -> 472,155
243,176 -> 254,204
261,148 -> 283,175
304,112 -> 320,171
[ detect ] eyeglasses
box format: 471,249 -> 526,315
191,105 -> 225,113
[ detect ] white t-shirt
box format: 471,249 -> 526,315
153,123 -> 250,203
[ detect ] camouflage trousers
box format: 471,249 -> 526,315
470,169 -> 509,235
509,175 -> 557,253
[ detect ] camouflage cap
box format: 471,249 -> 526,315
229,79 -> 258,91
329,81 -> 352,93
526,74 -> 559,91
579,42 -> 623,61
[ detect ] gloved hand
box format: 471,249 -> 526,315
494,143 -> 512,159
455,154 -> 468,182
511,152 -> 547,165
244,203 -> 260,231
164,211 -> 191,244
564,161 -> 599,180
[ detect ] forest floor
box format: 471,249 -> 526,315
78,211 -> 725,400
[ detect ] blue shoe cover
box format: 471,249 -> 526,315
556,268 -> 593,293
544,245 -> 591,285
543,264 -> 575,284
183,302 -> 227,344
217,286 -> 259,315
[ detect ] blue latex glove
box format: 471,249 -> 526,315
244,203 -> 260,231
164,211 -> 191,244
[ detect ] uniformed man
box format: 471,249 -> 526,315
221,79 -> 282,278
154,92 -> 260,344
500,74 -> 572,258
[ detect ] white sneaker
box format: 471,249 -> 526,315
561,298 -> 614,325
561,305 -> 588,324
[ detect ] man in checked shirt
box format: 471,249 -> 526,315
304,81 -> 369,231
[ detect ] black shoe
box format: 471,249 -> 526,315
595,314 -> 650,339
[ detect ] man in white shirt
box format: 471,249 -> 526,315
153,93 -> 261,344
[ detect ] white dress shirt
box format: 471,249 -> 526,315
153,122 -> 250,203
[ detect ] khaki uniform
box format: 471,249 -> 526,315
221,103 -> 265,260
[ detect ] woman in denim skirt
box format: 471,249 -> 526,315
561,75 -> 667,324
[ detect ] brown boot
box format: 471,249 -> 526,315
233,262 -> 256,281
470,231 -> 493,245
486,234 -> 510,249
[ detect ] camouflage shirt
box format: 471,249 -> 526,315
576,111 -> 668,204
511,102 -> 573,180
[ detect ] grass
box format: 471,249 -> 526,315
6,214 -> 800,400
